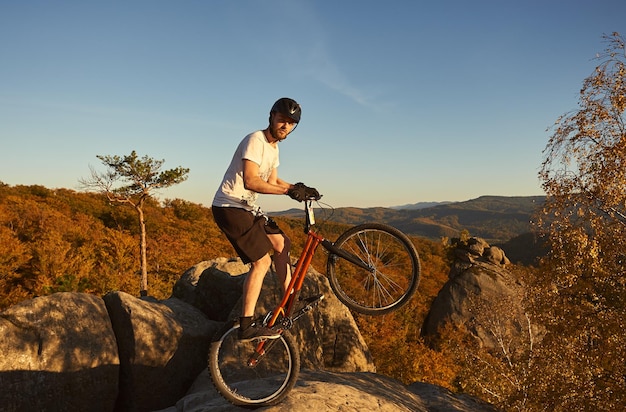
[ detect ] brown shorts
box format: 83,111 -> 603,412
212,206 -> 284,264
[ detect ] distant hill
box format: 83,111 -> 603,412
390,201 -> 453,210
272,195 -> 546,246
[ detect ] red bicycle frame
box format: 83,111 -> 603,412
246,198 -> 376,367
267,228 -> 325,328
265,198 -> 373,328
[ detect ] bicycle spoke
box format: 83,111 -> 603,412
350,232 -> 408,305
209,327 -> 299,406
328,223 -> 420,314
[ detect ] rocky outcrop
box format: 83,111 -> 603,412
103,292 -> 220,411
155,369 -> 497,412
422,237 -> 534,348
172,258 -> 247,322
0,293 -> 120,412
0,258 -> 375,411
173,257 -> 375,372
0,257 -> 496,411
0,291 -> 220,412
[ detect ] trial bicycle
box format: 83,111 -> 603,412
208,194 -> 421,406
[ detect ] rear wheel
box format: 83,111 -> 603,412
327,223 -> 420,315
208,324 -> 300,406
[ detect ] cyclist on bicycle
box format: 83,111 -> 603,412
212,97 -> 318,341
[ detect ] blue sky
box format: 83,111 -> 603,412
1,1 -> 624,212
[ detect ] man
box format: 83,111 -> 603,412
212,97 -> 318,341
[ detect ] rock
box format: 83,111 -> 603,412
0,257 -> 498,412
468,237 -> 488,256
483,245 -> 510,266
254,267 -> 375,372
103,291 -> 221,412
181,258 -> 375,373
171,260 -> 216,304
154,369 -> 496,412
173,258 -> 246,322
422,237 -> 529,348
0,292 -> 119,412
407,381 -> 498,412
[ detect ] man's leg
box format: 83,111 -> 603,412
268,233 -> 292,292
238,232 -> 291,342
241,253 -> 273,317
240,232 -> 290,318
238,252 -> 280,341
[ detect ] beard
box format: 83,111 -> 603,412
270,126 -> 289,141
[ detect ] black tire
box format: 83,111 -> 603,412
327,223 -> 420,315
208,324 -> 300,406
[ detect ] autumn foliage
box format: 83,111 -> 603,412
533,32 -> 626,411
0,183 -> 225,308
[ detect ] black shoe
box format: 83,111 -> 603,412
238,324 -> 281,342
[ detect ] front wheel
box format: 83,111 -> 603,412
208,324 -> 300,406
327,223 -> 421,315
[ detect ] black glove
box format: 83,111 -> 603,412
287,182 -> 307,202
304,185 -> 320,200
287,182 -> 320,202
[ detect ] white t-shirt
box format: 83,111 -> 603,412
212,130 -> 279,213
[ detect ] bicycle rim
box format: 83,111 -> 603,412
327,223 -> 420,315
208,326 -> 300,406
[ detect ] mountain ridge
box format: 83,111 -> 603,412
271,195 -> 546,245
390,201 -> 454,210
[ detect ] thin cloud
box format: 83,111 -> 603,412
301,42 -> 376,108
281,1 -> 385,112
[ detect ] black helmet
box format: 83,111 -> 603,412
270,97 -> 301,123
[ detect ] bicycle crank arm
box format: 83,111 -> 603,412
292,294 -> 324,322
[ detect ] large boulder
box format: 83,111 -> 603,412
103,291 -> 221,412
253,267 -> 375,372
172,258 -> 247,322
175,258 -> 375,373
0,292 -> 119,412
422,237 -> 529,348
172,258 -> 250,312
